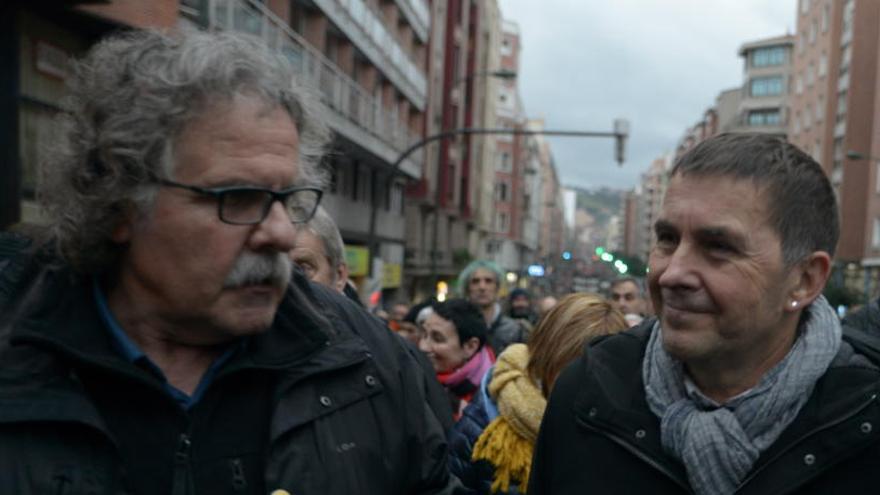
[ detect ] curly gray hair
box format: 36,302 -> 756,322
38,29 -> 331,273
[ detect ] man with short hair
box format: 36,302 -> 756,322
0,30 -> 458,495
457,260 -> 526,355
530,133 -> 880,494
609,277 -> 647,325
290,206 -> 349,292
290,206 -> 454,432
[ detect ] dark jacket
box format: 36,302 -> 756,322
487,315 -> 526,356
0,237 -> 461,495
843,298 -> 880,337
529,318 -> 880,495
447,369 -> 523,495
448,371 -> 494,495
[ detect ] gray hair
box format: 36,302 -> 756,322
671,133 -> 839,265
38,29 -> 331,273
303,206 -> 346,271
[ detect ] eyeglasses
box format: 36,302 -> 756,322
156,178 -> 323,225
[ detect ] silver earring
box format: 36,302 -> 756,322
791,301 -> 798,308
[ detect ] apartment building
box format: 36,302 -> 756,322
788,0 -> 880,300
403,0 -> 497,300
736,35 -> 795,136
486,20 -> 528,275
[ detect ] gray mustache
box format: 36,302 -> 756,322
223,251 -> 292,289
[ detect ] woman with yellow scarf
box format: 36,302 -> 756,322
448,293 -> 628,494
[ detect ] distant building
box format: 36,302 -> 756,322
736,34 -> 795,136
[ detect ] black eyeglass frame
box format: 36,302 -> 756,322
155,178 -> 323,225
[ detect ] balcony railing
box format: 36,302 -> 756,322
316,0 -> 428,109
204,0 -> 424,171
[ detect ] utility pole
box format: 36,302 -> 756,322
366,123 -> 631,279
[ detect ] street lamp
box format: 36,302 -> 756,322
365,121 -> 631,279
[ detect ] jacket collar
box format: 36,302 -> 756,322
573,319 -> 880,494
8,267 -> 333,373
0,264 -> 367,424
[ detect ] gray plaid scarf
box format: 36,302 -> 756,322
643,296 -> 841,495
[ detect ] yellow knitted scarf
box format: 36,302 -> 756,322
471,343 -> 546,493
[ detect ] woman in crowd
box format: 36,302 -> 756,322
419,298 -> 495,420
449,293 -> 628,494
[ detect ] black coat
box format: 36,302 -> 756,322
529,319 -> 880,495
843,298 -> 880,337
0,236 -> 462,495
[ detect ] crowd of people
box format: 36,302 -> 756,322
3,28 -> 880,495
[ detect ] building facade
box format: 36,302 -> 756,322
736,34 -> 795,136
788,0 -> 880,300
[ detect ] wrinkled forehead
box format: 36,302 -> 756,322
470,268 -> 498,283
612,281 -> 640,295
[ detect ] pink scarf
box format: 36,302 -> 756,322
437,346 -> 495,392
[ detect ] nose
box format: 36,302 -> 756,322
655,243 -> 699,290
418,335 -> 431,353
248,200 -> 297,253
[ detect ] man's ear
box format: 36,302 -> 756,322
786,251 -> 832,312
110,204 -> 137,244
461,336 -> 480,359
333,263 -> 350,293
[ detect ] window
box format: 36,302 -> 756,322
751,76 -> 784,96
747,109 -> 781,126
819,53 -> 828,77
809,21 -> 817,44
497,152 -> 511,172
822,4 -> 830,32
803,109 -> 812,129
876,163 -> 880,194
806,64 -> 815,87
816,97 -> 824,123
795,75 -> 804,95
751,46 -> 787,67
800,0 -> 811,14
496,212 -> 509,233
874,218 -> 880,248
494,182 -> 509,201
389,182 -> 404,214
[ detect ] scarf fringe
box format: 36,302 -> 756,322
472,416 -> 533,494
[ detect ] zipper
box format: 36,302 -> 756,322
576,416 -> 692,492
230,458 -> 248,492
735,392 -> 878,493
172,431 -> 194,495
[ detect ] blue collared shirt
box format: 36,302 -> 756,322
92,280 -> 237,410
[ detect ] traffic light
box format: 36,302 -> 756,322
595,246 -> 605,255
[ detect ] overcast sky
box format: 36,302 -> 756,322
499,0 -> 795,191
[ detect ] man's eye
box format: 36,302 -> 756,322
707,240 -> 734,253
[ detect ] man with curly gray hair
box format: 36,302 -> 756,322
0,29 -> 460,495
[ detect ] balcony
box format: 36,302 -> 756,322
395,0 -> 430,43
206,0 -> 423,178
315,0 -> 428,110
